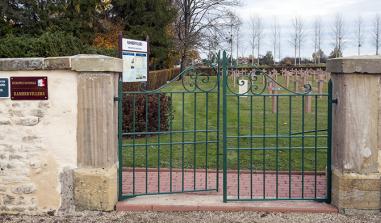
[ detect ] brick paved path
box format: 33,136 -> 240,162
122,168 -> 326,199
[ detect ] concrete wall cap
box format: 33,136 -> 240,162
0,54 -> 122,73
327,55 -> 381,74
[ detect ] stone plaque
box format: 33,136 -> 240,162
0,77 -> 10,98
10,77 -> 48,100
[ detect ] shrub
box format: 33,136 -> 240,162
121,68 -> 180,136
122,94 -> 172,136
0,32 -> 117,58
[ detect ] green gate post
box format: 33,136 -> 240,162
222,51 -> 228,202
118,78 -> 123,201
327,80 -> 333,204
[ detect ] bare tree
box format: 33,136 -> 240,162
313,17 -> 322,63
297,18 -> 305,65
226,12 -> 241,65
173,0 -> 240,71
290,17 -> 304,65
271,17 -> 279,64
332,14 -> 345,58
355,16 -> 364,56
278,26 -> 281,63
235,19 -> 242,64
372,14 -> 380,55
254,16 -> 264,65
249,16 -> 257,65
206,34 -> 219,60
290,18 -> 298,65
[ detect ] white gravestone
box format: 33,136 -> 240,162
239,79 -> 249,97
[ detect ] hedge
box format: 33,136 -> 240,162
122,94 -> 172,135
122,67 -> 180,135
0,32 -> 117,58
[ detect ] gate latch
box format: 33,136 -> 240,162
332,98 -> 338,104
114,97 -> 119,102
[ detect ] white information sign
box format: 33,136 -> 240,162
122,38 -> 148,82
122,38 -> 148,53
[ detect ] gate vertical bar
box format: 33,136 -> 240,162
132,95 -> 136,195
327,80 -> 333,203
314,95 -> 318,198
157,94 -> 161,193
194,92 -> 197,190
288,96 -> 292,198
117,32 -> 123,201
205,92 -> 209,190
145,95 -> 149,194
222,51 -> 228,202
118,79 -> 123,200
237,95 -> 240,199
216,51 -> 221,192
170,92 -> 173,193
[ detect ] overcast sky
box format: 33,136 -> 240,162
228,0 -> 381,60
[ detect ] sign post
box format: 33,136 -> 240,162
119,36 -> 149,82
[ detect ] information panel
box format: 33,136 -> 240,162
121,38 -> 148,82
0,77 -> 10,98
122,51 -> 148,82
10,77 -> 48,100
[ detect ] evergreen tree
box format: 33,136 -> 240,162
260,51 -> 274,65
111,0 -> 176,69
0,0 -> 176,67
329,47 -> 343,58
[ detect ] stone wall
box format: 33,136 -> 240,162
0,71 -> 78,213
0,55 -> 122,214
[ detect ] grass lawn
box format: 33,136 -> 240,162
122,75 -> 329,172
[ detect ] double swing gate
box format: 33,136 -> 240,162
118,51 -> 332,203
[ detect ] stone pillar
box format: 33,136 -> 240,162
71,55 -> 121,211
327,56 -> 381,214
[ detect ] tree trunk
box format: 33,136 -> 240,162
257,41 -> 260,65
180,48 -> 187,72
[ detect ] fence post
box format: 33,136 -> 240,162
327,56 -> 381,214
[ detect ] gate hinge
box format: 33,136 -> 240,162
114,97 -> 119,102
332,98 -> 338,104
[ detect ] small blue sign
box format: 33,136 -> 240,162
0,77 -> 10,98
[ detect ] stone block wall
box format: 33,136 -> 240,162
0,55 -> 122,214
0,71 -> 78,213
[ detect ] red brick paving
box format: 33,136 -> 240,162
122,168 -> 327,200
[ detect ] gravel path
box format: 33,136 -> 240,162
1,211 -> 381,223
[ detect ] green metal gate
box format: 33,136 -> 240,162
118,51 -> 332,203
118,54 -> 222,200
